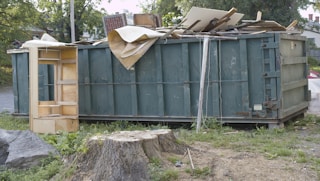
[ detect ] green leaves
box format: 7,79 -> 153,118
37,0 -> 105,42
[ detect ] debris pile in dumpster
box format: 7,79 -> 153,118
156,7 -> 297,38
103,6 -> 300,69
102,6 -> 300,42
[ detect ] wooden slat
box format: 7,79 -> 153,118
57,101 -> 77,105
58,80 -> 77,85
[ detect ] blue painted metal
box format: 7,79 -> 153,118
8,33 -> 309,125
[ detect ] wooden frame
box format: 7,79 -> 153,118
29,46 -> 79,134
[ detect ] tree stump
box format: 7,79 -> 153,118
71,129 -> 186,181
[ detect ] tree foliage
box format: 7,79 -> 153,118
139,0 -> 182,26
37,0 -> 106,42
0,0 -> 40,67
140,0 -> 180,16
0,0 -> 39,45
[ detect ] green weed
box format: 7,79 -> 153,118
149,157 -> 179,181
0,156 -> 62,181
0,113 -> 28,130
167,156 -> 181,164
185,167 -> 210,178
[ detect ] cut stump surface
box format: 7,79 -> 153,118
71,129 -> 186,181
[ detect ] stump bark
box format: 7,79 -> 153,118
71,129 -> 186,181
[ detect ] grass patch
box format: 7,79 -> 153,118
1,114 -> 320,180
0,156 -> 63,181
0,113 -> 29,130
185,167 -> 211,178
149,157 -> 179,181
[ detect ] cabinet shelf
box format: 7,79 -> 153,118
29,46 -> 79,134
38,58 -> 60,61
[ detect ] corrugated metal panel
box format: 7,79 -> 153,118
8,33 -> 309,125
11,52 -> 29,115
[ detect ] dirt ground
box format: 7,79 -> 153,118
69,127 -> 319,181
164,141 -> 318,181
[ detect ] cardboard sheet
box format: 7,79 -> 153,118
182,7 -> 244,32
108,26 -> 164,70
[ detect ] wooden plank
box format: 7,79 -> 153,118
38,49 -> 60,59
32,118 -> 55,134
29,47 -> 39,122
55,118 -> 79,132
286,20 -> 298,31
38,58 -> 60,61
58,101 -> 77,105
256,11 -> 262,21
39,101 -> 56,105
211,7 -> 238,31
61,85 -> 77,101
62,63 -> 77,80
32,118 -> 79,134
58,80 -> 77,85
57,57 -> 62,103
61,105 -> 78,115
38,105 -> 61,116
61,48 -> 77,60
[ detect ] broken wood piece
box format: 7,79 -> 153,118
187,148 -> 195,170
184,20 -> 201,32
226,20 -> 261,31
212,7 -> 238,31
240,21 -> 286,31
286,20 -> 298,31
250,30 -> 267,34
200,18 -> 219,32
256,11 -> 262,21
160,18 -> 187,39
201,7 -> 237,32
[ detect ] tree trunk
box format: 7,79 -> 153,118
71,129 -> 186,181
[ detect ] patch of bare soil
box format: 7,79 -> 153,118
162,142 -> 318,181
65,129 -> 319,181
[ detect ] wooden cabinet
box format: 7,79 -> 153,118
29,46 -> 79,134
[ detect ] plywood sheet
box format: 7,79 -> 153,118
182,7 -> 244,32
32,118 -> 78,134
61,48 -> 77,60
38,49 -> 60,59
38,105 -> 61,116
61,64 -> 77,80
61,105 -> 77,115
61,85 -> 77,101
